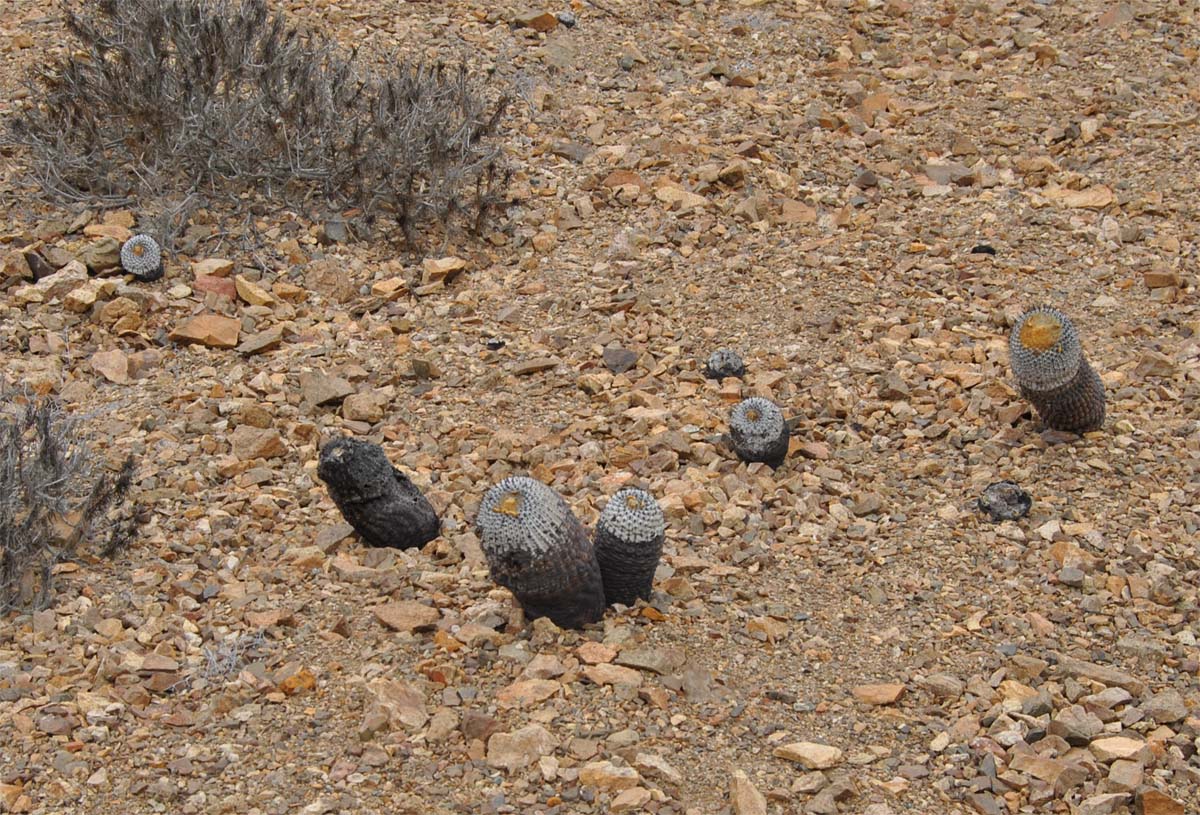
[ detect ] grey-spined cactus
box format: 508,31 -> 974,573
475,476 -> 605,629
729,397 -> 789,468
119,235 -> 164,281
704,348 -> 745,380
317,437 -> 439,549
593,487 -> 664,607
1008,306 -> 1105,433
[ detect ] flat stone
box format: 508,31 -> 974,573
1104,759 -> 1142,792
514,9 -> 558,32
852,683 -> 905,705
486,725 -> 556,773
230,426 -> 285,460
1078,793 -> 1130,815
584,664 -> 642,687
512,357 -> 560,376
1142,688 -> 1187,724
235,275 -> 275,305
610,787 -> 651,813
919,673 -> 964,700
496,679 -> 559,709
1053,653 -> 1147,696
192,258 -> 235,277
615,646 -> 685,675
773,741 -> 844,769
602,347 -> 638,374
1137,789 -> 1185,815
1048,704 -> 1103,745
633,753 -> 682,785
730,769 -> 766,815
576,642 -> 617,665
1090,736 -> 1150,763
91,350 -> 130,384
366,678 -> 427,730
373,601 -> 440,633
579,760 -> 640,791
299,371 -> 355,406
170,314 -> 241,348
237,329 -> 283,356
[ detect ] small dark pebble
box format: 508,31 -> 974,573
970,244 -> 997,255
485,338 -> 506,350
977,481 -> 1031,522
556,11 -> 576,27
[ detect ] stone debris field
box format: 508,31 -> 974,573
0,1 -> 1198,814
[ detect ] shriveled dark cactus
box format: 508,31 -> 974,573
729,397 -> 789,468
1008,306 -> 1105,433
119,235 -> 164,281
705,348 -> 745,380
593,488 -> 664,607
475,476 -> 605,629
317,437 -> 439,549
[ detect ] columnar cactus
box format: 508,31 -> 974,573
1008,306 -> 1105,433
475,477 -> 605,629
729,397 -> 789,468
593,488 -> 665,607
119,235 -> 164,281
317,437 -> 440,549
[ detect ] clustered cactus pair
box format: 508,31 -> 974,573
476,478 -> 664,629
318,439 -> 664,629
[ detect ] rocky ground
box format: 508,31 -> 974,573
1,0 -> 1199,814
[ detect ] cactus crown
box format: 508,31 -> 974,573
119,234 -> 162,279
730,396 -> 785,444
599,487 -> 664,544
1008,305 -> 1083,391
705,348 -> 745,378
476,476 -> 566,558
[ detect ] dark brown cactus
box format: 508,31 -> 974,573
317,437 -> 440,549
593,488 -> 664,607
475,476 -> 605,629
1008,306 -> 1105,433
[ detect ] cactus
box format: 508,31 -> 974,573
593,488 -> 664,607
317,437 -> 439,549
475,476 -> 605,629
729,397 -> 789,468
119,235 -> 164,281
704,348 -> 745,380
1008,306 -> 1105,433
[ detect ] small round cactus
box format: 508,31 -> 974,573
594,488 -> 665,607
119,235 -> 164,281
729,397 -> 789,468
1008,306 -> 1105,433
475,477 -> 605,629
317,437 -> 439,549
704,348 -> 746,380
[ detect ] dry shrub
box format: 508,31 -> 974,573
7,0 -> 510,245
0,394 -> 137,613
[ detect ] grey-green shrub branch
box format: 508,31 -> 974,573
6,0 -> 510,246
0,395 -> 137,612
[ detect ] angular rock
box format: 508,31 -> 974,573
852,683 -> 905,705
1090,736 -> 1150,763
486,725 -> 556,773
730,770 -> 766,815
300,371 -> 355,406
773,741 -> 843,769
91,350 -> 130,384
373,601 -> 440,633
579,761 -> 640,791
1142,688 -> 1187,724
1053,654 -> 1147,696
1137,789 -> 1185,815
230,425 -> 285,460
170,314 -> 241,348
